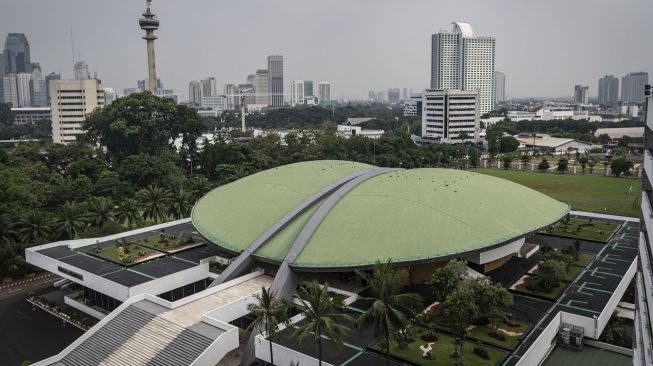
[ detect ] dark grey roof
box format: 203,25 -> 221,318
54,302 -> 220,366
101,269 -> 152,287
135,257 -> 196,278
58,254 -> 122,276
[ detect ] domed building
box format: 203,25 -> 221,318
192,160 -> 568,286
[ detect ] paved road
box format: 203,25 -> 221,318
0,276 -> 83,366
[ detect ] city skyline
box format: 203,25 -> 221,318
0,0 -> 651,100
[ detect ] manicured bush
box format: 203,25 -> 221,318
421,330 -> 438,342
489,331 -> 507,341
474,341 -> 490,360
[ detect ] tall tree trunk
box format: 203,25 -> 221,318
385,331 -> 390,366
268,323 -> 274,366
318,337 -> 322,366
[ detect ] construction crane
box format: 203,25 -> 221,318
221,89 -> 291,132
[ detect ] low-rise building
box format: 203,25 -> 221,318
336,124 -> 384,139
11,106 -> 51,125
594,127 -> 644,143
513,133 -> 598,154
507,107 -> 600,122
421,89 -> 479,143
403,93 -> 423,117
50,79 -> 104,144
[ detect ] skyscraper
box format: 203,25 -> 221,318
597,75 -> 619,105
223,84 -> 238,110
267,55 -> 283,107
1,74 -> 18,106
30,63 -> 47,107
431,22 -> 495,114
574,85 -> 589,105
318,81 -> 331,106
188,80 -> 203,106
139,0 -> 160,93
304,80 -> 314,97
45,72 -> 60,104
74,61 -> 91,80
16,73 -> 31,107
202,77 -> 218,97
3,33 -> 31,74
50,79 -> 104,144
494,71 -> 505,104
291,80 -> 305,106
253,70 -> 269,106
622,72 -> 649,103
387,88 -> 400,104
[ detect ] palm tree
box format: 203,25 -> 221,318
247,287 -> 289,366
137,185 -> 173,223
169,188 -> 192,220
355,261 -> 423,366
115,198 -> 141,229
291,281 -> 352,366
14,210 -> 54,245
0,215 -> 15,245
187,176 -> 211,203
54,201 -> 89,239
88,197 -> 115,229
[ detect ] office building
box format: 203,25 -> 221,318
45,72 -> 60,104
223,84 -> 238,110
402,88 -> 408,102
494,71 -> 505,104
50,79 -> 104,144
253,69 -> 269,106
16,72 -> 31,107
201,96 -> 224,111
431,22 -> 495,114
73,61 -> 91,80
622,72 -> 649,103
635,84 -> 653,365
387,88 -> 401,104
202,77 -> 218,97
3,33 -> 31,74
188,80 -> 203,106
598,75 -> 619,105
421,89 -> 479,143
103,88 -> 117,105
11,106 -> 50,125
267,55 -> 283,107
304,80 -> 313,97
318,80 -> 331,106
30,63 -> 47,107
403,93 -> 423,117
574,85 -> 589,105
290,80 -> 305,106
1,74 -> 17,106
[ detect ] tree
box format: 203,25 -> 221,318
187,176 -> 212,203
499,136 -> 519,153
430,259 -> 468,315
611,158 -> 633,177
598,133 -> 611,145
169,188 -> 192,220
618,135 -> 632,148
445,281 -> 479,362
356,261 -> 422,366
588,158 -> 597,174
14,210 -> 54,245
502,153 -> 514,170
54,201 -> 88,239
520,154 -> 531,170
473,279 -> 513,329
538,159 -> 550,172
530,259 -> 566,293
556,158 -> 568,173
292,281 -> 352,366
115,198 -> 141,229
578,157 -> 588,174
87,197 -> 115,229
468,147 -> 480,168
137,185 -> 173,223
247,287 -> 289,366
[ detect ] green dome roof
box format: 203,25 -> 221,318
192,161 -> 568,270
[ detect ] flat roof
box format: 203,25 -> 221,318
542,346 -> 631,366
192,161 -> 569,269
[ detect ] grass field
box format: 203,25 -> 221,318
471,169 -> 640,217
547,218 -> 620,242
90,243 -> 163,265
372,330 -> 507,366
573,252 -> 593,267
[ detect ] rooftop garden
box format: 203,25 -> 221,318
89,240 -> 163,266
543,217 -> 620,242
134,230 -> 203,254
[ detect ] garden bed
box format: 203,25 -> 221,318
209,261 -> 229,274
543,218 -> 620,242
512,275 -> 567,300
573,252 -> 593,267
369,329 -> 507,366
528,262 -> 585,283
134,233 -> 204,254
88,243 -> 164,266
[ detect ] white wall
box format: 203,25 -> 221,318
515,312 -> 561,366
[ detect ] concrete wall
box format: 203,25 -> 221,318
515,312 -> 561,366
64,294 -> 106,320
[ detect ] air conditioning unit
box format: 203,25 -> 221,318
559,323 -> 584,351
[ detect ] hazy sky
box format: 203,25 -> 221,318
1,0 -> 652,100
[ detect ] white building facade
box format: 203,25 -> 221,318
50,79 -> 104,144
290,80 -> 305,106
494,71 -> 505,104
431,22 -> 495,114
421,89 -> 479,143
318,80 -> 331,106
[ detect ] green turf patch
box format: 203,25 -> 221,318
134,233 -> 203,254
573,252 -> 593,267
471,169 -> 640,217
89,243 -> 163,266
209,261 -> 228,274
514,275 -> 567,300
370,330 -> 508,366
545,218 -> 620,242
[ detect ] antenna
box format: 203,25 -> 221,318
70,29 -> 75,74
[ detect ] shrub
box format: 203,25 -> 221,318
474,341 -> 490,359
421,331 -> 438,342
489,331 -> 506,341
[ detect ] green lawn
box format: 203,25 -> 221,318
563,265 -> 584,282
471,169 -> 640,217
372,330 -> 507,366
90,243 -> 163,266
135,233 -> 201,253
547,218 -> 620,242
574,252 -> 593,267
514,276 -> 567,300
